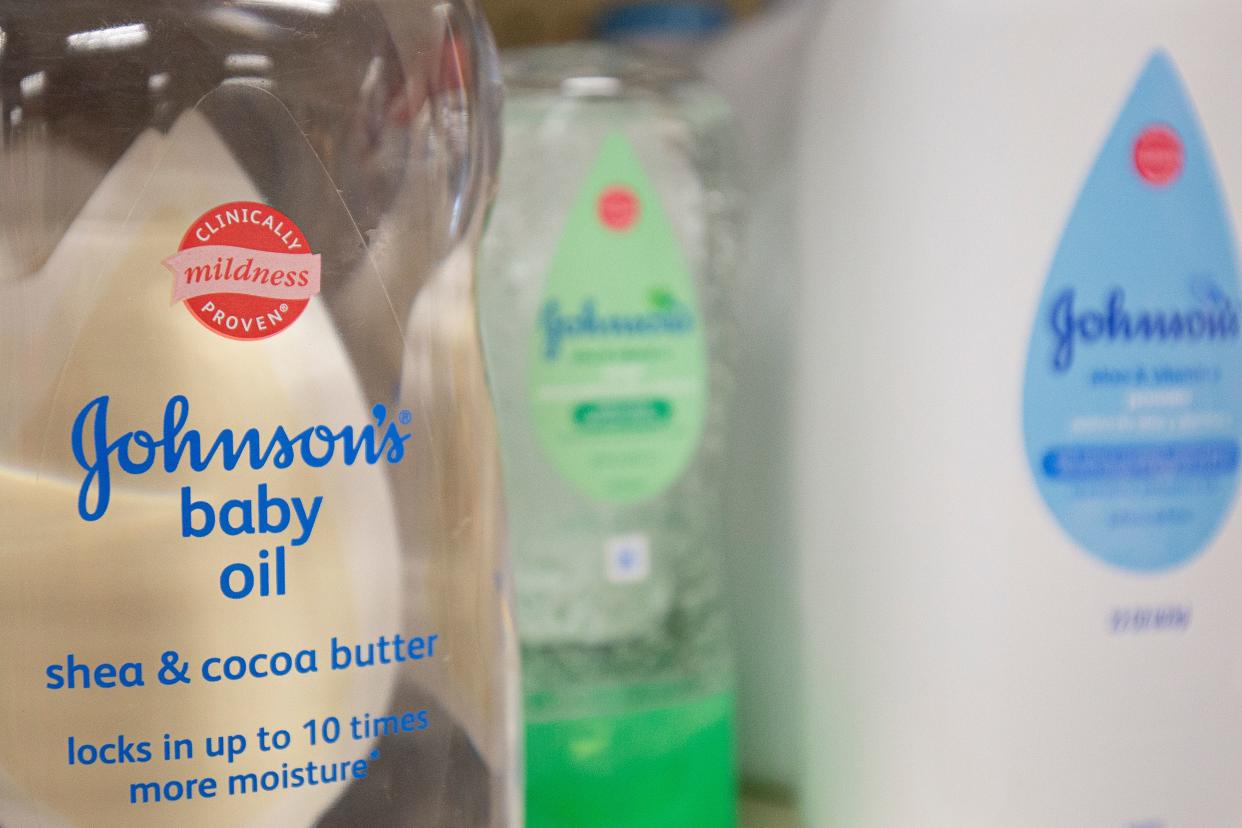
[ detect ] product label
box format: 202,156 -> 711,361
1023,52 -> 1242,571
0,111 -> 432,826
529,133 -> 707,503
163,202 -> 321,340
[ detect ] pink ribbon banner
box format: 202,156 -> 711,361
163,245 -> 322,303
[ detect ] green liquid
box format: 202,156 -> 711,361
526,691 -> 736,828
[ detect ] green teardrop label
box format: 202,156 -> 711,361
528,132 -> 708,503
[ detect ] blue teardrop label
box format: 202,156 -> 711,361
1023,52 -> 1242,572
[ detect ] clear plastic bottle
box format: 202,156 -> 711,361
479,43 -> 739,828
0,2 -> 516,826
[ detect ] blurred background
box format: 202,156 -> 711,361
480,2 -> 810,826
482,4 -> 1242,827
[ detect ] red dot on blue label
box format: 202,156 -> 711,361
1133,125 -> 1184,186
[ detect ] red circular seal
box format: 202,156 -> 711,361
169,202 -> 318,341
1134,125 -> 1184,187
598,186 -> 641,232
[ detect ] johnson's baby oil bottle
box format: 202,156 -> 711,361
479,44 -> 739,828
797,2 -> 1242,826
0,2 -> 517,826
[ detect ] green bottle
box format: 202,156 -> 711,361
479,43 -> 739,828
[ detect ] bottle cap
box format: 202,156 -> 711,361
596,2 -> 731,43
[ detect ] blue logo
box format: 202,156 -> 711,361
71,395 -> 411,523
538,297 -> 696,361
1022,52 -> 1242,572
1048,280 -> 1239,373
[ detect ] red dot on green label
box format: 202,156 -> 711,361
598,186 -> 640,231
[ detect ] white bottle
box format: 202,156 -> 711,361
797,3 -> 1242,827
698,0 -> 817,797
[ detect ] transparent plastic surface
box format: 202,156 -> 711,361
0,2 -> 517,826
479,44 -> 739,828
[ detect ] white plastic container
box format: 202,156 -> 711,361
699,0 -> 816,796
797,4 -> 1242,826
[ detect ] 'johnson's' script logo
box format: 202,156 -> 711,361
539,293 -> 696,361
1049,280 -> 1240,372
71,395 -> 411,523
